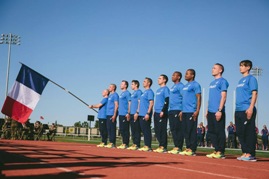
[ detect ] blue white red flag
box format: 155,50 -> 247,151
1,64 -> 49,123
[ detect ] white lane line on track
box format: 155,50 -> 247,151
39,162 -> 85,176
86,146 -> 269,173
56,167 -> 73,172
155,164 -> 247,179
83,147 -> 247,178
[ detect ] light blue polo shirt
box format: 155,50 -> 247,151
182,81 -> 201,112
169,82 -> 184,111
236,75 -> 258,111
208,77 -> 229,113
98,97 -> 108,119
118,90 -> 131,115
139,89 -> 154,116
130,89 -> 142,115
106,92 -> 119,116
154,86 -> 170,113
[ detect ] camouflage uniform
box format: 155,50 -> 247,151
33,121 -> 43,140
21,121 -> 33,140
2,118 -> 11,139
47,123 -> 56,141
11,119 -> 22,140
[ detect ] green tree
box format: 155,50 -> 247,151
81,121 -> 88,128
94,120 -> 99,128
74,121 -> 82,127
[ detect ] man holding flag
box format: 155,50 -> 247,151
105,84 -> 119,148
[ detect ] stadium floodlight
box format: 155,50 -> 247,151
0,33 -> 21,100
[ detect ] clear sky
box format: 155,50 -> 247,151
0,0 -> 268,131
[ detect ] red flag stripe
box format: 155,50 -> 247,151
1,96 -> 32,123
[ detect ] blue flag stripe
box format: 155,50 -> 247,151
16,65 -> 49,95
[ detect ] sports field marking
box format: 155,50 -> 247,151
155,164 -> 247,179
94,148 -> 248,178
147,153 -> 269,172
42,162 -> 86,176
88,146 -> 269,173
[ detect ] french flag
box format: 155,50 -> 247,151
1,64 -> 49,123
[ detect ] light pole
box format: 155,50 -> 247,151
0,33 -> 21,98
250,67 -> 262,128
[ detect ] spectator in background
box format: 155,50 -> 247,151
33,121 -> 43,140
234,124 -> 238,148
227,121 -> 236,148
205,125 -> 212,148
261,125 -> 268,150
197,122 -> 205,147
47,123 -> 56,141
201,122 -> 206,147
255,126 -> 259,150
2,118 -> 11,139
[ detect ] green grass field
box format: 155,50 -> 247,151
54,135 -> 269,158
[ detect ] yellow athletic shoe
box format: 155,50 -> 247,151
179,149 -> 188,155
97,142 -> 105,147
117,144 -> 127,149
168,147 -> 180,154
206,151 -> 217,158
155,146 -> 167,153
105,143 -> 115,148
138,146 -> 151,152
153,147 -> 161,152
179,149 -> 196,156
213,151 -> 225,159
127,144 -> 138,150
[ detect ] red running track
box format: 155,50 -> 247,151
0,140 -> 269,179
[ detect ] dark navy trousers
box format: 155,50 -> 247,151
168,110 -> 184,150
139,116 -> 152,148
119,115 -> 130,146
235,108 -> 257,157
154,112 -> 168,148
130,114 -> 141,147
98,118 -> 108,144
107,115 -> 117,145
207,112 -> 226,153
182,112 -> 197,152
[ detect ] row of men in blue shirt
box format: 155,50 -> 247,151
90,59 -> 258,161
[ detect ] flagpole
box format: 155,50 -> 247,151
49,79 -> 98,113
19,62 -> 98,113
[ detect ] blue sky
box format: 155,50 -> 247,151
0,0 -> 268,131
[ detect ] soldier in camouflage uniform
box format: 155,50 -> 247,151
33,121 -> 43,140
20,120 -> 33,140
2,118 -> 11,139
11,119 -> 22,140
47,123 -> 56,141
